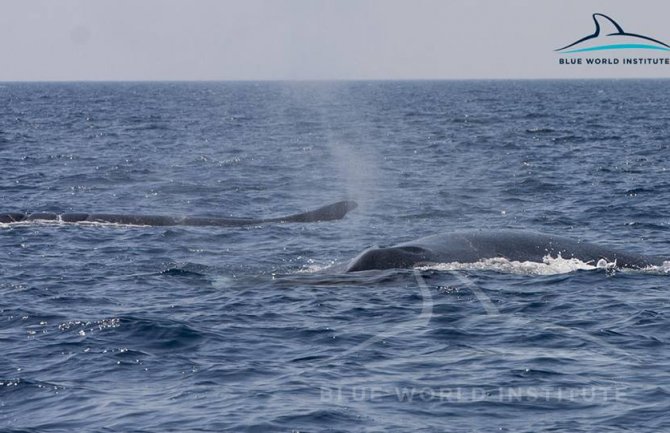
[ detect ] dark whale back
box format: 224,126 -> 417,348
346,230 -> 666,272
0,200 -> 358,227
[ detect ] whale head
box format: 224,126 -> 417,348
346,245 -> 430,272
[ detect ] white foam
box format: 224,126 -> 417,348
298,260 -> 337,274
417,254 -> 607,276
644,261 -> 670,275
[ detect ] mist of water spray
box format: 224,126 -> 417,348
281,81 -> 384,228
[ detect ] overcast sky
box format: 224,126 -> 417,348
1,0 -> 669,81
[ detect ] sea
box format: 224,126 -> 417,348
1,80 -> 669,432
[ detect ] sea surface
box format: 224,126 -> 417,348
1,80 -> 669,432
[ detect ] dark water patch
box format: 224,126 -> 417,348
505,177 -> 561,194
0,378 -> 66,396
621,309 -> 664,327
601,135 -> 623,141
522,111 -> 551,119
623,221 -> 670,231
105,316 -> 207,353
527,214 -> 581,228
551,135 -> 587,144
250,408 -> 363,433
158,262 -> 212,278
624,187 -> 656,196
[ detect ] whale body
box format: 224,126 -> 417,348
346,230 -> 666,272
0,200 -> 358,227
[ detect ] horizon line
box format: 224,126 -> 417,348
2,77 -> 670,84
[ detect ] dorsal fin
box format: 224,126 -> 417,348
268,200 -> 358,223
592,13 -> 624,36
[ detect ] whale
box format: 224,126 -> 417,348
0,200 -> 358,227
346,230 -> 667,272
556,13 -> 670,54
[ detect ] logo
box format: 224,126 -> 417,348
556,13 -> 670,54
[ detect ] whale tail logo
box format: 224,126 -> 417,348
556,13 -> 670,54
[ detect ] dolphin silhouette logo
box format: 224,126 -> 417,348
556,13 -> 670,53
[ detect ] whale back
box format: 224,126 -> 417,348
0,200 -> 358,227
346,230 -> 665,272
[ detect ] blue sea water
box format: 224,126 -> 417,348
1,80 -> 669,432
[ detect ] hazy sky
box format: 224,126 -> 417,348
1,0 -> 669,81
